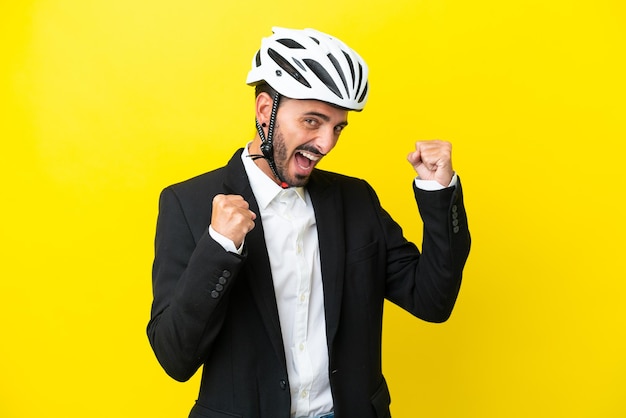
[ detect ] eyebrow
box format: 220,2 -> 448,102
304,111 -> 349,127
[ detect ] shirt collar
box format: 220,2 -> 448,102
241,143 -> 306,210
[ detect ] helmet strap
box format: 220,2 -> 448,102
251,92 -> 289,188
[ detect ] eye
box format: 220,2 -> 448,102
304,118 -> 319,127
334,124 -> 347,134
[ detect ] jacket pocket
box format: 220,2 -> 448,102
371,377 -> 392,418
189,402 -> 243,418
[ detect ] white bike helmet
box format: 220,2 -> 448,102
246,27 -> 369,111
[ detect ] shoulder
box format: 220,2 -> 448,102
156,169 -> 226,224
163,149 -> 245,198
166,167 -> 227,194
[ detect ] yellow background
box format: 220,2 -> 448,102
2,0 -> 625,417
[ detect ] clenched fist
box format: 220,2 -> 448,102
211,194 -> 257,248
407,140 -> 454,187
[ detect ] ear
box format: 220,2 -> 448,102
255,92 -> 274,126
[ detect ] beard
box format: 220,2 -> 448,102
271,131 -> 315,188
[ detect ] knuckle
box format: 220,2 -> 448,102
213,194 -> 225,205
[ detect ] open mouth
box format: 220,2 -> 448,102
295,150 -> 322,170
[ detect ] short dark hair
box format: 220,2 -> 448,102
254,82 -> 277,98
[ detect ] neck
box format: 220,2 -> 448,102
248,138 -> 286,188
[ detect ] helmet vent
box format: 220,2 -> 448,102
327,54 -> 349,96
255,50 -> 262,67
355,62 -> 364,96
292,58 -> 307,72
342,51 -> 356,88
304,59 -> 343,99
358,82 -> 368,103
268,48 -> 311,87
276,38 -> 305,49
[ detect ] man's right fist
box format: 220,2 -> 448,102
211,194 -> 257,248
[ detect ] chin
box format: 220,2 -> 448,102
286,174 -> 310,187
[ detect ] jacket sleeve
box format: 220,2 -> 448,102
147,186 -> 246,381
381,178 -> 471,322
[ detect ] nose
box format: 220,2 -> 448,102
316,127 -> 339,155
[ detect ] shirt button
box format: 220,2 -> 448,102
300,294 -> 306,303
299,343 -> 305,351
301,390 -> 308,398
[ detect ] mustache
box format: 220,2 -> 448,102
295,144 -> 326,157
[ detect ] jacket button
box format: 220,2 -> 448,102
279,379 -> 287,390
222,270 -> 232,278
211,290 -> 220,299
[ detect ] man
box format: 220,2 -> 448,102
148,27 -> 470,418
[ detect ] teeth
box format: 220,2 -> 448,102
299,151 -> 320,161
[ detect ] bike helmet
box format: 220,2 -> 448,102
246,27 -> 369,111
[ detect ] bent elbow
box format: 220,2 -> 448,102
147,323 -> 202,383
420,286 -> 461,323
424,308 -> 453,323
160,360 -> 198,383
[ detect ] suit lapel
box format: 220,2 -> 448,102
222,150 -> 287,369
308,172 -> 346,351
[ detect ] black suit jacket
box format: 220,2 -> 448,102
148,149 -> 470,418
